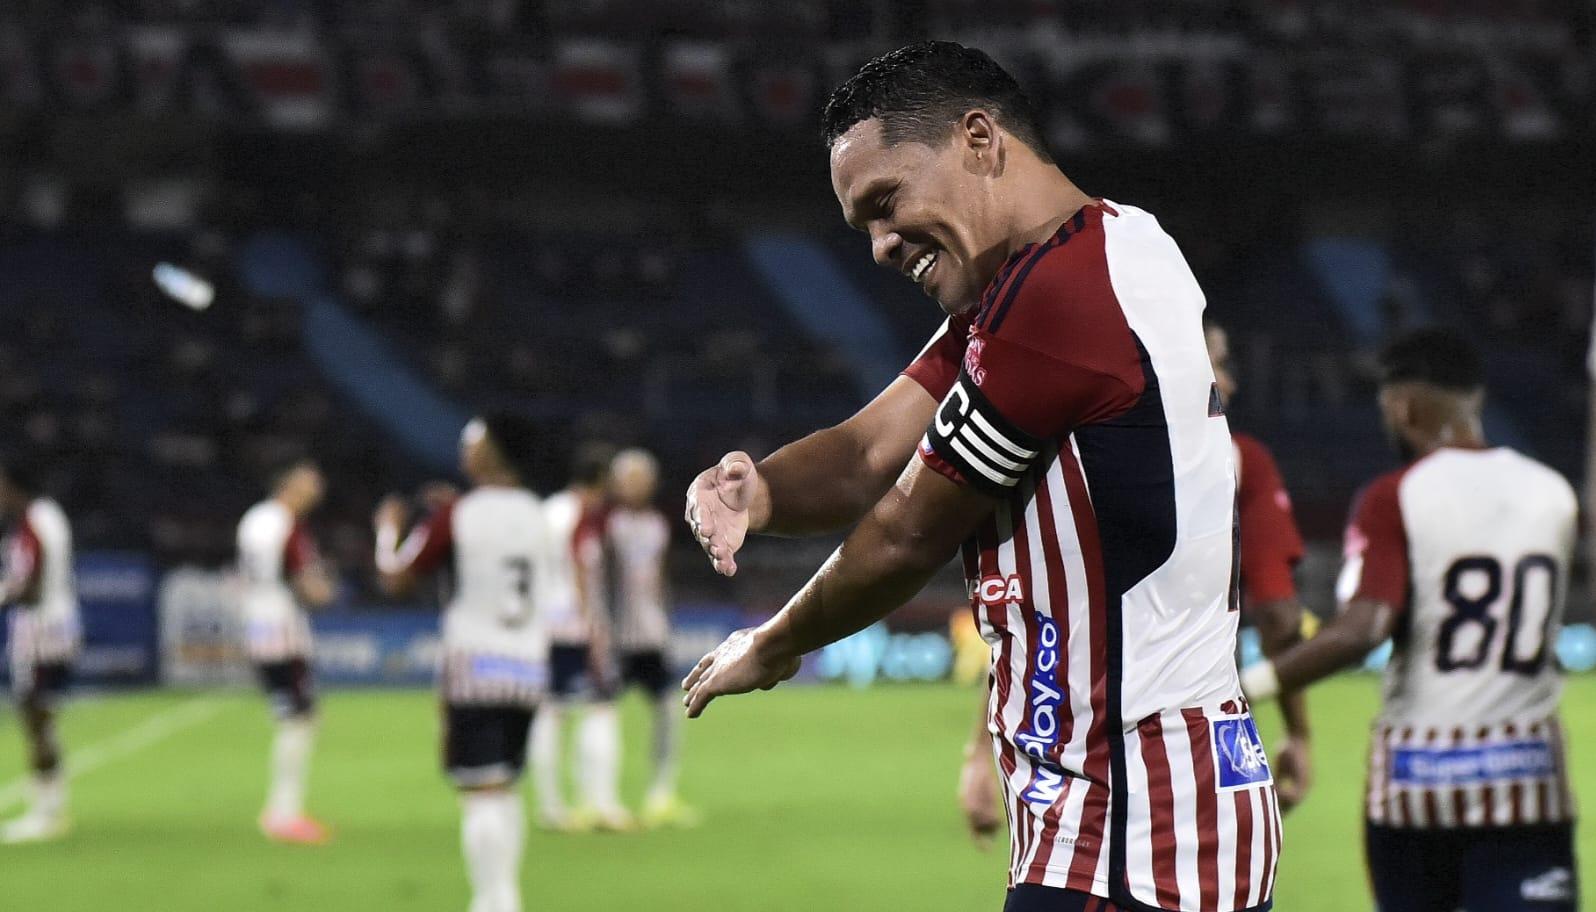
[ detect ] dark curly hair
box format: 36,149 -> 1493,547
821,41 -> 1051,163
1378,327 -> 1485,392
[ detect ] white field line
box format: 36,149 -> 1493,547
0,697 -> 224,812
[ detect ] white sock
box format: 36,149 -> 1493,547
647,693 -> 680,802
460,790 -> 523,912
265,717 -> 315,821
529,703 -> 567,819
31,771 -> 66,821
578,703 -> 622,813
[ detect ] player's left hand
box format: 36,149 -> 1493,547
681,627 -> 800,718
957,747 -> 1001,850
374,494 -> 409,531
1273,735 -> 1312,812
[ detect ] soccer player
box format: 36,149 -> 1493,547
1205,320 -> 1313,809
236,459 -> 334,844
683,42 -> 1279,912
1241,328 -> 1579,912
528,444 -> 631,831
375,413 -> 558,912
606,447 -> 696,827
0,458 -> 81,844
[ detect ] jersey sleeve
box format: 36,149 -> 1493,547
3,520 -> 42,602
918,240 -> 1144,497
901,315 -> 969,400
1336,472 -> 1410,613
1235,434 -> 1304,603
391,501 -> 456,577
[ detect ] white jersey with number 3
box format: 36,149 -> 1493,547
390,486 -> 558,706
1339,446 -> 1577,828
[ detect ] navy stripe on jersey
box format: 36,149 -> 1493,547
927,368 -> 1045,496
1071,335 -> 1181,912
987,209 -> 1091,334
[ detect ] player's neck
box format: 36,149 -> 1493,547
1002,168 -> 1094,258
1413,419 -> 1487,458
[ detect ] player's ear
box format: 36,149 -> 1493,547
959,110 -> 998,174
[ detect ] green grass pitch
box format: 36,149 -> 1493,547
2,676 -> 1592,911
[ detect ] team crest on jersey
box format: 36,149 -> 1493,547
1212,714 -> 1272,790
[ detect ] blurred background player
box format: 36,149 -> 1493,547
0,457 -> 81,844
236,459 -> 335,844
606,448 -> 696,827
374,413 -> 557,912
1243,328 -> 1580,911
529,443 -> 631,832
1206,319 -> 1314,809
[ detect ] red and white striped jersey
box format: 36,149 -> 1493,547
236,499 -> 318,662
907,201 -> 1276,911
383,486 -> 558,707
606,506 -> 670,651
1338,446 -> 1578,829
4,497 -> 82,668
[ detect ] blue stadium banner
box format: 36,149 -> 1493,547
1,551 -> 159,687
309,609 -> 440,687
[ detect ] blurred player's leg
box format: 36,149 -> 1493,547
626,650 -> 697,828
576,700 -> 631,830
529,701 -> 569,829
447,705 -> 533,912
2,661 -> 71,843
256,658 -> 329,844
461,789 -> 523,912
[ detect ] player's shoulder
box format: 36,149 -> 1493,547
25,497 -> 67,528
970,202 -> 1140,369
1231,432 -> 1277,473
1484,447 -> 1579,512
240,499 -> 288,533
1352,464 -> 1412,516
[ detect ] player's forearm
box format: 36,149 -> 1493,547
754,377 -> 934,537
1244,599 -> 1390,699
757,499 -> 959,660
754,425 -> 902,537
1252,599 -> 1311,737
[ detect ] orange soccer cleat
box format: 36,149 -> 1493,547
258,813 -> 332,845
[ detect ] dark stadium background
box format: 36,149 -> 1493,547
0,0 -> 1590,711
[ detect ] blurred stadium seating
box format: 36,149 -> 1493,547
0,0 -> 1589,610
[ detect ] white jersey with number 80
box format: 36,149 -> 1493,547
1340,446 -> 1578,828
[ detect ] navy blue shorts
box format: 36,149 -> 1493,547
11,660 -> 71,710
255,657 -> 315,719
1366,821 -> 1578,911
620,648 -> 670,698
1002,886 -> 1128,912
443,704 -> 535,788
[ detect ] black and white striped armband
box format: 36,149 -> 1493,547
924,372 -> 1044,497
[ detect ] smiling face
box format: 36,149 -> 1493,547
830,117 -> 1009,315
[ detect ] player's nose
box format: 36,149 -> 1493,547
870,229 -> 903,269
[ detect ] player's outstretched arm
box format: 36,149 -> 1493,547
1250,597 -> 1313,810
1241,598 -> 1394,702
683,457 -> 990,716
685,376 -> 937,576
372,495 -> 420,597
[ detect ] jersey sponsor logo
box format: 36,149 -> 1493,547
1212,714 -> 1273,790
972,574 -> 1026,607
1018,615 -> 1066,807
1520,868 -> 1574,903
467,654 -> 549,687
1389,739 -> 1556,787
927,371 -> 1043,496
